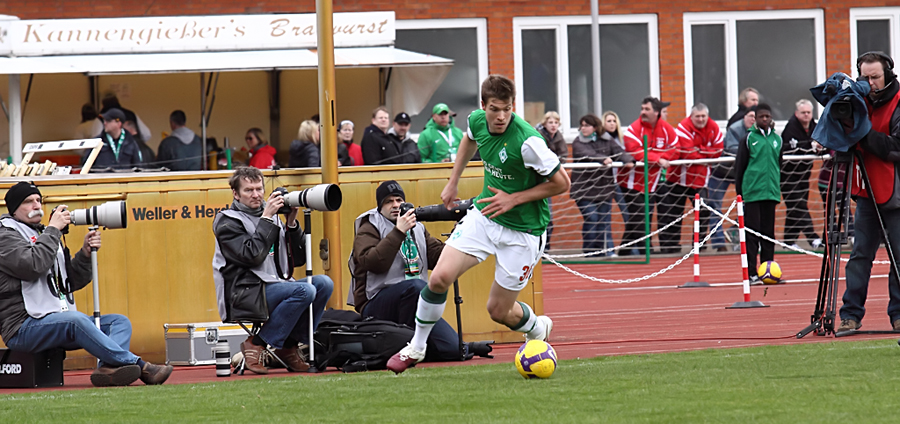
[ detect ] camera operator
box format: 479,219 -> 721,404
349,181 -> 492,362
212,167 -> 333,374
0,182 -> 172,387
838,52 -> 900,333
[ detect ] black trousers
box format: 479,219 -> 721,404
782,175 -> 819,244
657,182 -> 710,250
621,187 -> 653,255
743,200 -> 778,277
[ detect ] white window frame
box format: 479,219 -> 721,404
850,8 -> 899,78
683,9 -> 826,122
513,15 -> 659,139
396,18 -> 489,101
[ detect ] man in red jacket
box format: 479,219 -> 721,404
657,104 -> 723,254
618,97 -> 678,256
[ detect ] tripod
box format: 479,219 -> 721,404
797,150 -> 900,338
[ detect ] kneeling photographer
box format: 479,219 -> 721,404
0,181 -> 172,387
837,52 -> 900,333
349,181 -> 491,362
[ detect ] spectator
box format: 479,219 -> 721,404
727,87 -> 760,129
600,112 -> 633,254
339,120 -> 364,166
571,114 -> 634,255
245,128 -> 277,170
618,97 -> 678,256
386,113 -> 421,164
122,119 -> 156,167
361,106 -> 399,165
658,104 -> 723,254
289,120 -> 321,168
82,108 -> 143,170
708,108 -> 756,251
74,103 -> 101,140
735,103 -> 782,284
536,111 -> 568,249
156,110 -> 202,171
781,99 -> 822,250
418,103 -> 465,163
93,93 -> 152,144
350,181 -> 492,362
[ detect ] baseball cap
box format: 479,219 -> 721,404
432,103 -> 456,116
394,112 -> 411,124
101,108 -> 126,122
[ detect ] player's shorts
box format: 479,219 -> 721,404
446,206 -> 546,291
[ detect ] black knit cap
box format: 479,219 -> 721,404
5,181 -> 42,215
376,180 -> 405,207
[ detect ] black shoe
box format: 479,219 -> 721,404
91,364 -> 141,387
466,341 -> 494,359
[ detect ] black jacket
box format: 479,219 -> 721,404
361,125 -> 403,165
388,128 -> 422,164
571,132 -> 634,203
780,115 -> 818,181
288,139 -> 321,168
727,103 -> 751,129
82,130 -> 143,171
157,134 -> 202,171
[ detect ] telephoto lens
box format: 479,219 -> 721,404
282,184 -> 343,211
71,200 -> 127,229
215,341 -> 231,377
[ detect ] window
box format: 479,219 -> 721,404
684,10 -> 825,121
514,15 -> 659,136
395,19 -> 488,133
850,8 -> 899,77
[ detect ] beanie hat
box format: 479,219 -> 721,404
5,181 -> 42,215
375,180 -> 405,207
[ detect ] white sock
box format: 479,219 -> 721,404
511,301 -> 539,335
410,291 -> 446,353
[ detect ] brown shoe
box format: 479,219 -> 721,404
91,364 -> 141,387
274,347 -> 310,372
837,319 -> 861,333
893,319 -> 900,331
140,362 -> 173,385
240,337 -> 268,374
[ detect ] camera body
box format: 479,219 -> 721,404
832,96 -> 853,121
397,199 -> 473,222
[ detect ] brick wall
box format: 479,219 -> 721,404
5,0 -> 899,115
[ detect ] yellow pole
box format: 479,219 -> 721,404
317,0 -> 342,309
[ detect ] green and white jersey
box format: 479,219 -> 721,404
467,110 -> 561,236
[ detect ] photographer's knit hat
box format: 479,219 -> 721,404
376,180 -> 405,207
5,181 -> 42,214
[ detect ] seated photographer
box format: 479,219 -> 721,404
212,167 -> 334,374
0,182 -> 172,387
350,181 -> 491,362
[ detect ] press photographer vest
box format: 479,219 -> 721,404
852,90 -> 900,207
0,218 -> 75,318
211,209 -> 290,321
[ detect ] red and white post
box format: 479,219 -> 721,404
680,194 -> 709,288
727,195 -> 768,308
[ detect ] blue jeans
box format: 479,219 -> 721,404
258,275 -> 334,349
577,198 -> 613,254
706,174 -> 732,248
841,198 -> 900,323
6,312 -> 138,367
362,279 -> 461,362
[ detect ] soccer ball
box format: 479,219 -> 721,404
515,340 -> 557,379
757,261 -> 783,285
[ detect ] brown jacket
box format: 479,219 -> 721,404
351,216 -> 444,313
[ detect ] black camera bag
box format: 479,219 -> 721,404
313,310 -> 414,372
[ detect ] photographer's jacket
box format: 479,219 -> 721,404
852,79 -> 900,209
349,209 -> 443,313
211,203 -> 305,321
0,215 -> 92,344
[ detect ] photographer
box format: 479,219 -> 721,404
838,52 -> 900,333
0,182 -> 172,387
350,181 -> 491,362
212,167 -> 333,374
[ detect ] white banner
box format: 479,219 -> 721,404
0,12 -> 395,57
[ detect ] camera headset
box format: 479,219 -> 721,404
857,51 -> 896,88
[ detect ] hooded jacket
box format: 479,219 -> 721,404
288,138 -> 321,168
249,144 -> 278,169
417,118 -> 465,163
361,124 -> 402,165
780,115 -> 818,181
571,132 -> 633,203
157,126 -> 203,171
668,116 -> 723,189
618,118 -> 678,193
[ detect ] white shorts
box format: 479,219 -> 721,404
446,207 -> 546,291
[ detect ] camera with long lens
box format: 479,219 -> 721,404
52,201 -> 128,234
273,184 -> 343,214
398,198 -> 473,222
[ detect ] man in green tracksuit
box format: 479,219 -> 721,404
735,103 -> 782,284
417,103 -> 465,163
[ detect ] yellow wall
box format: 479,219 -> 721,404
0,165 -> 543,368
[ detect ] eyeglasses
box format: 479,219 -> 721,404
245,136 -> 254,141
860,74 -> 884,82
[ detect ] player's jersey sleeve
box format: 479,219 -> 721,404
521,135 -> 561,177
467,126 -> 476,142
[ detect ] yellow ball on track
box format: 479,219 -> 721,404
757,260 -> 783,285
515,340 -> 557,379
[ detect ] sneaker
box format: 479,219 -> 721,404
386,343 -> 426,374
837,319 -> 861,333
274,347 -> 310,372
240,337 -> 268,374
811,238 -> 823,249
140,362 -> 173,385
526,315 -> 554,342
749,275 -> 763,286
90,364 -> 141,387
789,243 -> 802,251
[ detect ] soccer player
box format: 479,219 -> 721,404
387,75 -> 571,374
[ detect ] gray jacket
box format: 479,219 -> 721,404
571,132 -> 634,203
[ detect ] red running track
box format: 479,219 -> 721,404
3,251 -> 898,394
